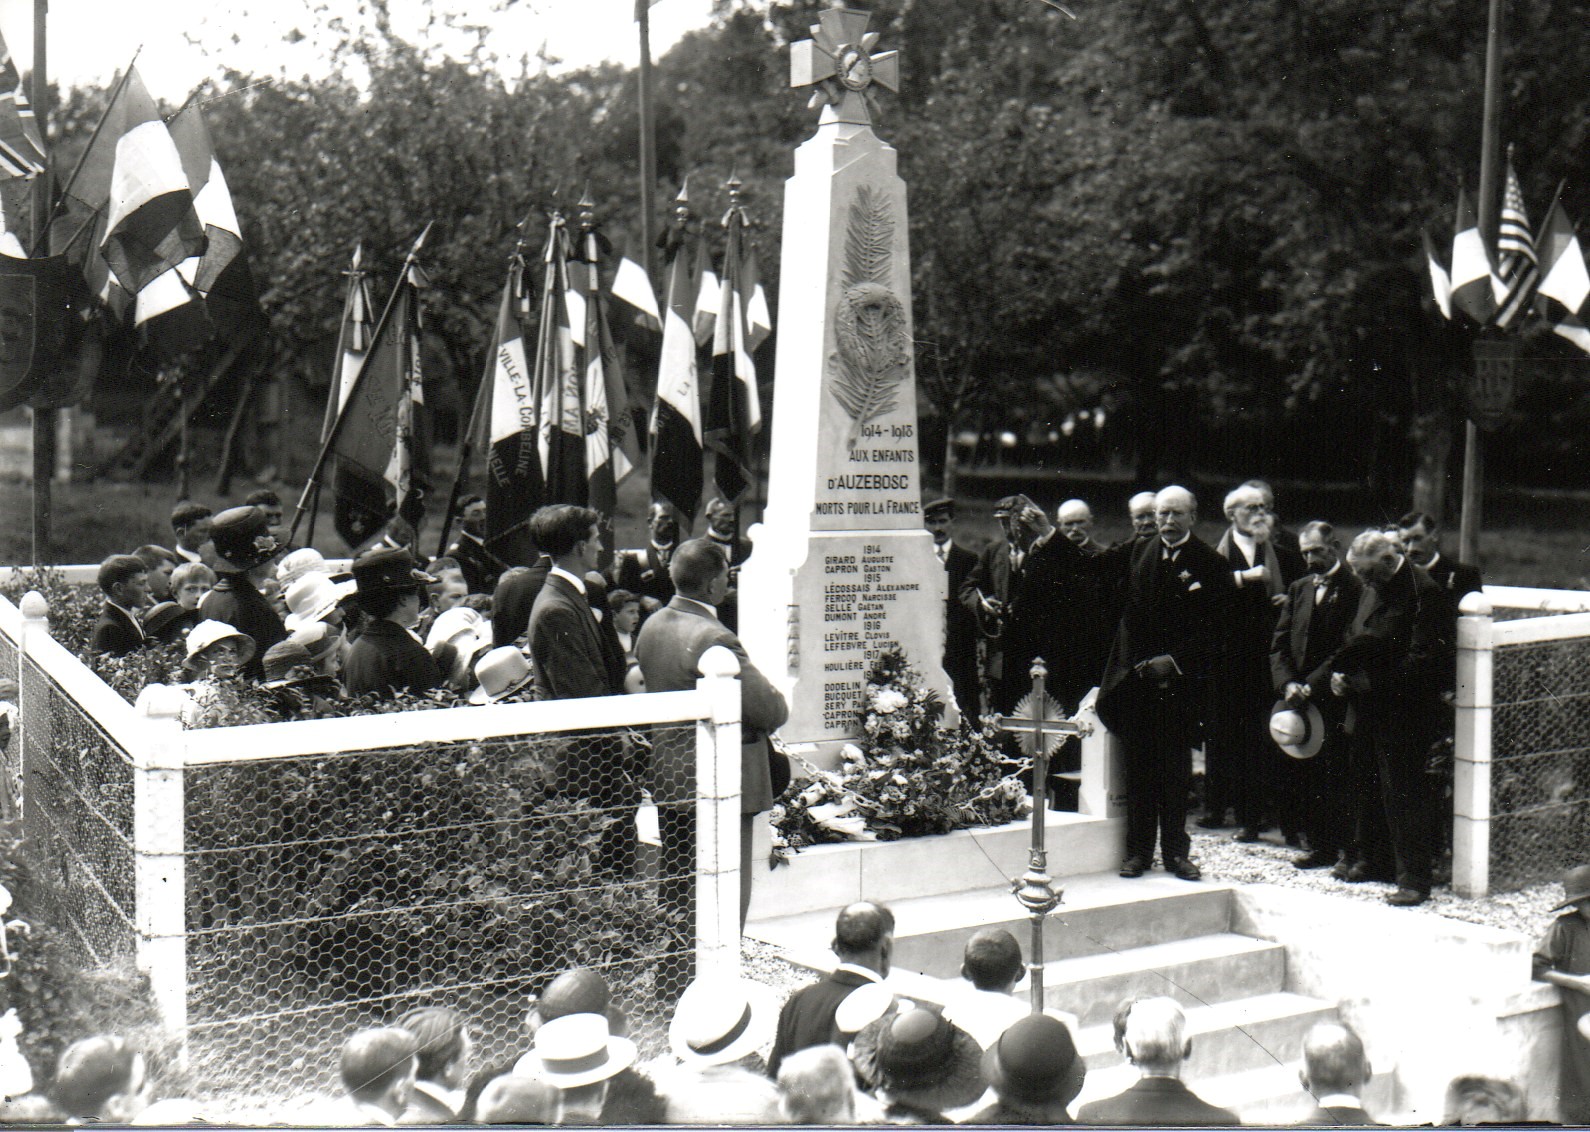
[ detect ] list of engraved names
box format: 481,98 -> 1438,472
819,542 -> 921,731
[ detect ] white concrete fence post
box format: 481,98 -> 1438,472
1452,592 -> 1495,899
695,645 -> 743,981
132,685 -> 191,1063
1076,686 -> 1125,821
15,591 -> 50,829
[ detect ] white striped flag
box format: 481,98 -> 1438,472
693,251 -> 720,345
1450,186 -> 1496,326
1534,196 -> 1590,355
610,253 -> 661,332
705,206 -> 762,502
0,29 -> 44,179
650,200 -> 704,524
99,67 -> 205,295
167,104 -> 242,297
1423,230 -> 1451,320
1491,159 -> 1538,329
535,212 -> 585,509
481,250 -> 542,568
323,245 -> 376,442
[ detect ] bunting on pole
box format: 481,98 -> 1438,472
1450,186 -> 1496,326
482,248 -> 542,568
0,29 -> 44,179
1534,196 -> 1590,356
650,192 -> 704,524
98,67 -> 205,295
1491,159 -> 1538,330
1423,230 -> 1452,320
704,184 -> 763,502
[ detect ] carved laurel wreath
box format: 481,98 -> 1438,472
828,185 -> 909,446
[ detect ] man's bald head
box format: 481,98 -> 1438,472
1300,1022 -> 1371,1097
832,901 -> 894,971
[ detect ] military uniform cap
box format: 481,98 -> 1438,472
352,546 -> 437,594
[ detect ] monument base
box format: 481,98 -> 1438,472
740,519 -> 956,752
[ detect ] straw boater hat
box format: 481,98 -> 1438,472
1269,699 -> 1326,760
668,976 -> 779,1066
852,1007 -> 985,1112
184,620 -> 256,667
208,506 -> 281,574
283,573 -> 356,632
834,982 -> 899,1039
470,647 -> 535,705
1550,863 -> 1590,911
514,1013 -> 636,1089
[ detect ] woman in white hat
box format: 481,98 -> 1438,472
178,620 -> 257,727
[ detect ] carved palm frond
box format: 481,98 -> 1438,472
830,281 -> 910,445
843,185 -> 894,289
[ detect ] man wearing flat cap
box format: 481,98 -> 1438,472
343,547 -> 443,699
199,505 -> 286,681
925,498 -> 981,720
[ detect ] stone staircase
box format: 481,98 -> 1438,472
748,872 -> 1360,1123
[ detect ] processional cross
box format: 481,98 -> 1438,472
993,659 -> 1093,1012
789,6 -> 901,126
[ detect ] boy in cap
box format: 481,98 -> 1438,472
1533,862 -> 1590,1124
199,505 -> 286,679
343,547 -> 442,699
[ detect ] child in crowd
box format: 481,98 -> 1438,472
91,555 -> 150,656
1533,862 -> 1590,1125
171,562 -> 216,613
179,621 -> 257,727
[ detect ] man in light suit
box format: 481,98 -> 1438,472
636,538 -> 789,928
528,504 -> 633,876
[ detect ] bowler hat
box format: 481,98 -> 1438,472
1551,863 -> 1590,911
351,546 -> 436,595
209,506 -> 281,573
1269,700 -> 1326,759
470,646 -> 535,705
853,1008 -> 985,1112
982,1013 -> 1085,1106
529,967 -> 630,1035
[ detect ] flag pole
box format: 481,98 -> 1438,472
637,0 -> 658,281
29,0 -> 50,565
287,223 -> 432,547
308,244 -> 369,548
1459,0 -> 1507,566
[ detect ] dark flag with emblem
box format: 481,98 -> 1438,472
650,193 -> 705,524
704,191 -> 763,502
328,232 -> 428,550
0,253 -> 86,413
534,211 -> 585,509
482,249 -> 541,568
0,28 -> 44,179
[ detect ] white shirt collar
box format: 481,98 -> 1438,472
174,544 -> 202,564
1425,551 -> 1442,571
549,565 -> 587,596
1316,1094 -> 1365,1109
834,962 -> 883,983
1161,534 -> 1190,554
411,1079 -> 463,1117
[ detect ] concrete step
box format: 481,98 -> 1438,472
1043,932 -> 1287,1025
1075,990 -> 1337,1078
748,872 -> 1238,976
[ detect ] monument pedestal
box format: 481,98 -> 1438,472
740,25 -> 953,768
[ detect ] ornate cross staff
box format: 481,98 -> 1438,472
789,6 -> 900,126
993,658 -> 1093,1012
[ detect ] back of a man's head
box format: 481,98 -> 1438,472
962,928 -> 1023,992
52,1035 -> 142,1120
340,1026 -> 418,1104
395,1006 -> 467,1084
1122,996 -> 1188,1073
832,901 -> 893,961
1301,1022 -> 1369,1096
670,538 -> 729,598
663,1065 -> 786,1125
529,504 -> 599,560
475,1074 -> 561,1124
1443,1074 -> 1527,1125
777,1044 -> 856,1124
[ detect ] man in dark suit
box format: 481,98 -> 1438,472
636,539 -> 789,927
924,498 -> 981,721
91,555 -> 150,656
1208,481 -> 1308,842
168,500 -> 215,567
1271,521 -> 1363,871
445,495 -> 508,596
1329,530 -> 1453,906
1298,1021 -> 1380,1125
528,504 -> 634,876
343,547 -> 443,699
703,496 -> 750,632
1397,511 -> 1482,607
611,501 -> 681,607
491,558 -> 552,647
959,495 -> 1033,718
1097,486 -> 1234,881
1076,997 -> 1239,1126
768,901 -> 893,1076
199,506 -> 286,681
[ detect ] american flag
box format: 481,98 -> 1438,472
1493,158 -> 1539,329
0,32 -> 45,179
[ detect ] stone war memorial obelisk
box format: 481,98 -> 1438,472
740,5 -> 956,769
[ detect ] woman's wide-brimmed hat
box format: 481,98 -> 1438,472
209,506 -> 281,573
184,619 -> 256,666
852,1007 -> 985,1112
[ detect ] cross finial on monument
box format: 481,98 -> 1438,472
790,5 -> 900,127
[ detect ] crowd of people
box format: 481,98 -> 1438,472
928,483 -> 1481,908
13,881 -> 1586,1124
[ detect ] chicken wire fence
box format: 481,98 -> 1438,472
1487,635 -> 1590,891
